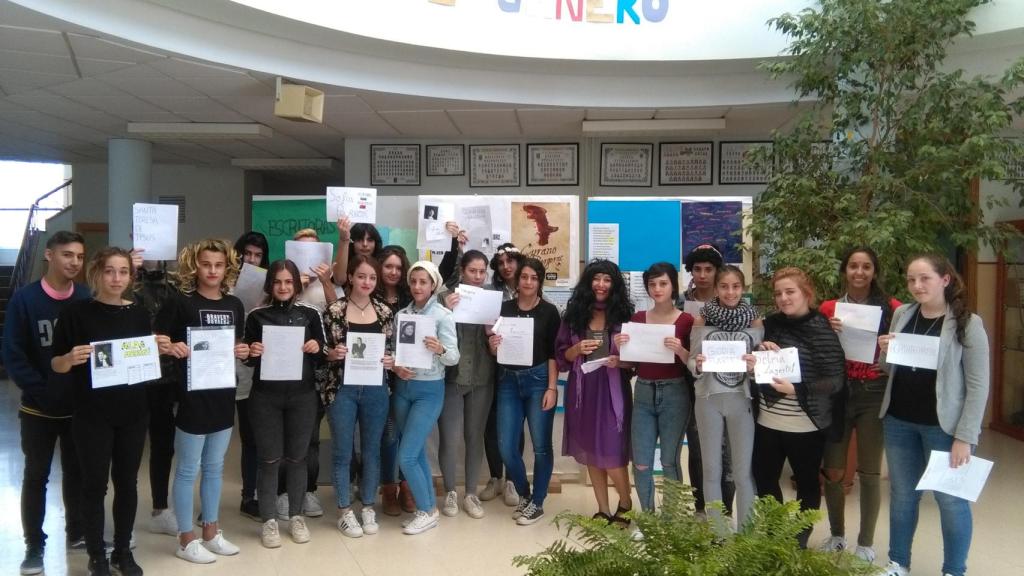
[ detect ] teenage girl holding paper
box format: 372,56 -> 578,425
612,262 -> 692,522
876,254 -> 989,576
748,266 -> 845,549
817,247 -> 900,562
322,255 -> 395,538
243,259 -> 326,548
52,247 -> 170,576
488,257 -> 561,525
688,264 -> 762,531
154,239 -> 249,564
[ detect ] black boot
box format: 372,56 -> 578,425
110,549 -> 143,576
88,555 -> 111,576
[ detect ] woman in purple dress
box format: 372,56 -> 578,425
557,259 -> 635,526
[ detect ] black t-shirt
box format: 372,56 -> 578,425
52,299 -> 153,420
888,308 -> 943,426
497,298 -> 561,369
155,290 -> 245,435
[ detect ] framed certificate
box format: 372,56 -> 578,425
370,144 -> 420,186
659,142 -> 713,185
600,143 -> 653,187
527,143 -> 578,186
719,141 -> 773,184
469,144 -> 520,187
425,144 -> 465,176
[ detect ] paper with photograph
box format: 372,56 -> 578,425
187,326 -> 236,391
90,335 -> 161,389
344,333 -> 386,385
395,313 -> 438,370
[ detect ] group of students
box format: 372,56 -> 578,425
3,220 -> 988,576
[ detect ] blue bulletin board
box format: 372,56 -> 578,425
680,200 -> 744,263
587,199 -> 682,272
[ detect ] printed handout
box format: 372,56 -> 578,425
395,314 -> 438,370
344,333 -> 386,385
260,325 -> 305,381
90,335 -> 161,389
588,223 -> 619,264
619,322 -> 674,364
457,204 -> 494,253
452,284 -> 502,325
187,326 -> 236,391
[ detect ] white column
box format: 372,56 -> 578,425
107,138 -> 152,249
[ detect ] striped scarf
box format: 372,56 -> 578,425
700,297 -> 758,331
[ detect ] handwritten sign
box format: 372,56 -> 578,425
887,333 -> 941,370
753,347 -> 802,384
132,203 -> 178,260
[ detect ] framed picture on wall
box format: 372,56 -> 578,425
600,143 -> 653,187
469,144 -> 520,187
659,142 -> 713,185
527,143 -> 578,186
370,144 -> 420,186
719,141 -> 773,184
425,144 -> 465,176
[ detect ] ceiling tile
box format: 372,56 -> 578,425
250,134 -> 322,157
0,48 -> 76,75
0,67 -> 76,90
97,71 -> 205,99
377,110 -> 459,137
516,108 -> 584,137
143,97 -> 251,122
655,106 -> 729,119
323,94 -> 374,115
0,26 -> 66,55
148,57 -> 247,78
585,108 -> 656,120
75,58 -> 138,76
323,112 -> 399,137
65,34 -> 165,63
447,109 -> 520,137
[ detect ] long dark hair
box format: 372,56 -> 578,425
563,259 -> 634,335
517,258 -> 546,297
264,259 -> 303,302
908,253 -> 971,344
349,224 -> 383,260
839,246 -> 894,332
491,243 -> 525,292
234,231 -> 270,268
378,245 -> 411,305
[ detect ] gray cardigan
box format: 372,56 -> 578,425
879,303 -> 990,445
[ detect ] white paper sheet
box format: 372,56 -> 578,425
233,263 -> 267,313
260,325 -> 305,381
915,450 -> 994,502
701,340 -> 748,372
835,302 -> 883,332
457,204 -> 494,253
753,347 -> 802,384
395,314 -> 438,370
838,326 -> 880,364
186,326 -> 236,391
619,322 -> 675,364
343,333 -> 386,385
326,186 -> 377,223
284,240 -> 334,274
418,200 -> 455,251
887,333 -> 941,370
132,203 -> 179,261
628,272 -> 652,312
452,284 -> 503,325
89,335 -> 161,389
588,223 -> 619,263
682,300 -> 704,319
495,316 -> 534,366
581,357 -> 611,374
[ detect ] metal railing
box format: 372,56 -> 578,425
9,179 -> 73,291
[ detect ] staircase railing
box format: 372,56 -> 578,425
9,179 -> 73,291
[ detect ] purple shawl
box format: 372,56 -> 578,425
555,320 -> 627,432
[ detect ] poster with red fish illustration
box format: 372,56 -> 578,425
511,201 -> 571,287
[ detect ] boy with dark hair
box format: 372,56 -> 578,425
3,230 -> 90,575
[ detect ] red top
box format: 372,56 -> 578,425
819,297 -> 902,381
631,310 -> 694,380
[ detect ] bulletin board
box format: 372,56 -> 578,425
586,199 -> 682,272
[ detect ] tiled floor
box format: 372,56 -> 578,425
0,380 -> 1021,575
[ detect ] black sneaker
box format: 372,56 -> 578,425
516,502 -> 545,526
88,556 -> 112,576
110,549 -> 143,576
240,498 -> 261,521
67,535 -> 88,553
19,545 -> 43,575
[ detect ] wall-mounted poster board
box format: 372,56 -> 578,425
587,199 -> 682,272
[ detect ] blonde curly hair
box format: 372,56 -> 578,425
173,238 -> 240,294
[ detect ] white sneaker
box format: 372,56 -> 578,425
882,561 -> 910,576
402,510 -> 439,535
479,477 -> 501,501
175,539 -> 216,564
463,495 -> 485,519
503,480 -> 519,507
276,494 -> 289,521
361,507 -> 379,535
402,508 -> 439,528
442,491 -> 459,517
853,545 -> 876,564
337,509 -> 363,538
290,515 -> 311,543
149,509 -> 178,536
631,527 -> 644,541
302,492 -> 324,517
818,535 -> 847,552
201,531 -> 239,556
261,519 -> 281,549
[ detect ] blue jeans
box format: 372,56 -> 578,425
884,415 -> 972,576
497,363 -> 555,507
172,426 -> 232,531
327,384 -> 390,509
392,378 -> 445,512
631,378 -> 689,512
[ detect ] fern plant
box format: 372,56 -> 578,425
513,481 -> 879,576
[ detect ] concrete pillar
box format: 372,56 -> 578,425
107,138 -> 152,249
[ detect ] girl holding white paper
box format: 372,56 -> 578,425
688,265 -> 762,530
817,247 -> 901,561
52,247 -> 170,576
322,255 -> 396,538
155,239 -> 249,564
877,254 -> 989,576
332,217 -> 383,291
390,261 -> 459,535
749,267 -> 845,549
243,260 -> 326,548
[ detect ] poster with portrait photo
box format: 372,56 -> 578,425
394,314 -> 437,370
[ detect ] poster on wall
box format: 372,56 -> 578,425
600,143 -> 653,187
370,144 -> 420,186
470,144 -> 520,187
659,142 -> 713,185
527,143 -> 578,186
719,141 -> 773,184
426,144 -> 465,176
681,201 -> 744,263
511,201 -> 572,287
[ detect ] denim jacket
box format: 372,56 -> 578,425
397,298 -> 460,381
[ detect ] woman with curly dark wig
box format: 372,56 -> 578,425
556,259 -> 635,526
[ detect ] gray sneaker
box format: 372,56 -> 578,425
503,480 -> 519,507
20,546 -> 43,575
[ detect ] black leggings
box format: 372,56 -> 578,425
20,411 -> 82,547
146,381 -> 176,510
752,424 -> 826,548
250,388 -> 318,521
